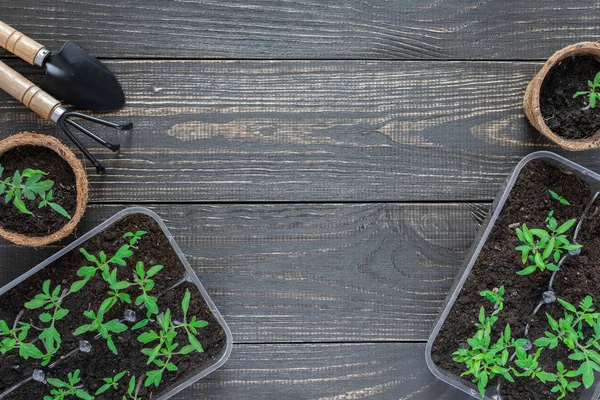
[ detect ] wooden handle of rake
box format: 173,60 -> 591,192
0,21 -> 45,65
0,60 -> 62,120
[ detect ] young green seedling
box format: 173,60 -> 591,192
136,290 -> 208,388
73,309 -> 127,355
574,71 -> 600,110
548,190 -> 570,206
515,211 -> 581,275
123,376 -> 143,400
0,164 -> 71,219
25,280 -> 69,363
550,361 -> 581,400
95,370 -> 127,395
44,370 -> 93,400
70,231 -> 146,293
453,287 -> 528,398
0,313 -> 43,361
533,296 -> 600,390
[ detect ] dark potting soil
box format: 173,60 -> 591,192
0,213 -> 227,399
540,55 -> 600,140
0,146 -> 77,237
431,159 -> 594,399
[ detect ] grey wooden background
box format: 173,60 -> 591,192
0,1 -> 597,398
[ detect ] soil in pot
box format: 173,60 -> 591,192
0,213 -> 227,399
431,159 -> 593,399
540,55 -> 600,140
0,145 -> 77,237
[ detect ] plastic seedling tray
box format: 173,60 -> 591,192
426,151 -> 600,400
0,207 -> 232,400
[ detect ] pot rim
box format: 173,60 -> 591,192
0,132 -> 88,247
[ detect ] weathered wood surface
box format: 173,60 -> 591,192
180,343 -> 468,399
0,203 -> 485,343
1,0 -> 596,60
2,59 -> 600,202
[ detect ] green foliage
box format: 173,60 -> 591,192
73,309 -> 127,355
573,71 -> 600,109
123,376 -> 143,400
548,190 -> 570,206
137,290 -> 208,388
0,165 -> 71,219
533,296 -> 600,390
95,370 -> 127,395
133,261 -> 163,317
0,316 -> 43,360
24,279 -> 69,364
452,287 -> 527,398
515,211 -> 581,275
70,231 -> 146,293
44,370 -> 93,400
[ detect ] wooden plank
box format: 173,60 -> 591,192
177,343 -> 468,399
0,202 -> 485,343
1,59 -> 598,202
0,1 -> 596,60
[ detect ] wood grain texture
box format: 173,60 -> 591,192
176,343 -> 468,399
2,59 -> 600,202
0,202 -> 486,343
0,0 -> 597,60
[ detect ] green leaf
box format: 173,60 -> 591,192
187,332 -> 204,353
182,290 -> 191,315
73,325 -> 91,336
13,198 -> 32,215
69,279 -> 87,293
517,265 -> 537,275
19,343 -> 43,359
132,319 -> 149,330
25,298 -> 46,309
114,371 -> 127,382
556,219 -> 577,235
145,369 -> 163,387
75,389 -> 94,400
107,336 -> 118,355
580,361 -> 595,388
558,298 -> 577,313
49,202 -> 72,220
128,376 -> 136,395
574,91 -> 589,98
39,313 -> 52,323
146,264 -> 164,278
47,377 -> 68,388
95,383 -> 111,395
138,331 -> 160,344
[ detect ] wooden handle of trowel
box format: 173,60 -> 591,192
0,60 -> 61,120
0,21 -> 45,65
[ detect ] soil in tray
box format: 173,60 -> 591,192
0,145 -> 77,237
0,213 -> 227,399
540,55 -> 600,140
431,159 -> 592,399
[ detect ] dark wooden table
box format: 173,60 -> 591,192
0,1 -> 598,398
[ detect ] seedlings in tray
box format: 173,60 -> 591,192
0,312 -> 43,360
44,369 -> 93,400
515,211 -> 581,275
548,190 -> 570,206
533,296 -> 600,390
70,230 -> 147,293
25,280 -> 69,363
73,309 -> 128,355
0,165 -> 71,219
573,71 -> 600,110
136,290 -> 209,388
95,370 -> 127,395
452,287 -> 527,398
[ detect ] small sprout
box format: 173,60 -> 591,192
548,190 -> 570,206
533,296 -> 600,390
44,370 -> 93,400
95,370 -> 127,395
453,287 -> 526,398
124,376 -> 143,400
574,71 -> 600,110
514,211 -> 581,275
133,261 -> 163,317
0,313 -> 43,361
0,165 -> 71,219
137,290 -> 208,388
73,310 -> 127,355
25,279 -> 69,364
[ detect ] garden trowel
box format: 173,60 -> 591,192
0,21 -> 125,111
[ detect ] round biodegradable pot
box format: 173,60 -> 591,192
524,42 -> 600,150
0,132 -> 88,246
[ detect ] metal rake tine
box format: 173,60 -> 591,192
65,117 -> 120,152
64,111 -> 133,130
60,119 -> 106,174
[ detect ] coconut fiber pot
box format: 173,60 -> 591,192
0,132 -> 88,246
524,42 -> 600,150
